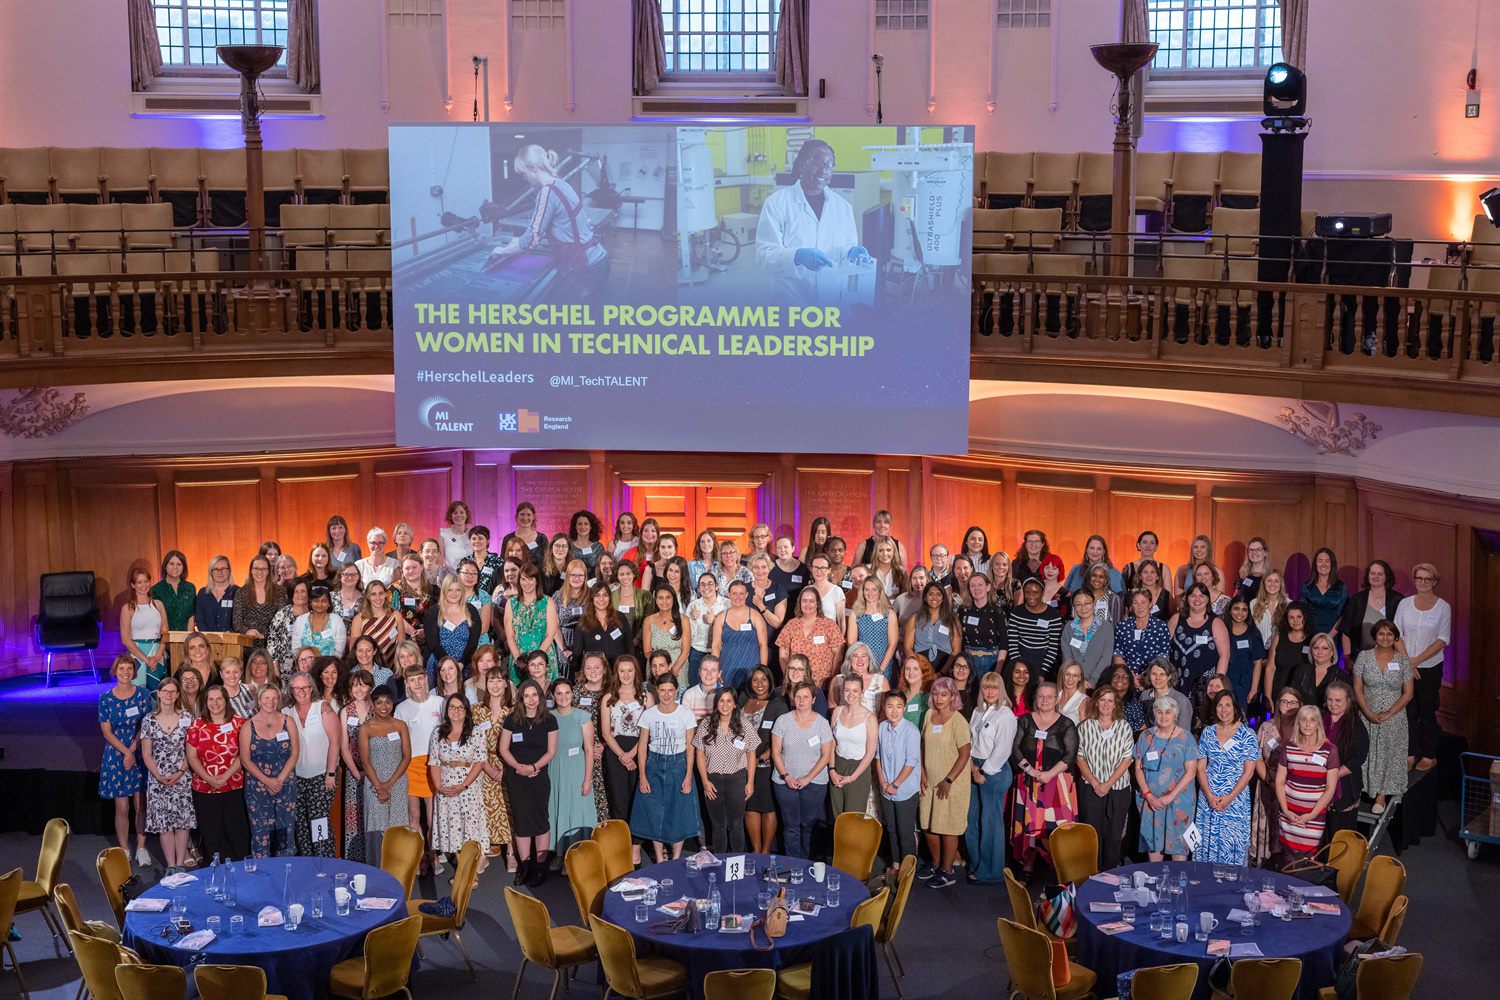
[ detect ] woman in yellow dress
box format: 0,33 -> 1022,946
919,676 -> 972,888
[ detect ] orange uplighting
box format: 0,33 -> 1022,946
1447,179 -> 1490,242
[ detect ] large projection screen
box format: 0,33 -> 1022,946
391,123 -> 973,453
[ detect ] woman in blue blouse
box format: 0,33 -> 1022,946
194,555 -> 239,633
1112,589 -> 1171,677
1299,547 -> 1348,641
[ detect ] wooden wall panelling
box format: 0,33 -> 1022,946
274,471 -> 361,567
1106,484 -> 1197,576
631,483 -> 694,544
1013,477 -> 1097,566
928,472 -> 1003,556
69,480 -> 162,628
173,478 -> 264,585
795,466 -> 873,548
512,463 -> 590,539
886,465 -> 912,556
1209,487 -> 1313,592
470,454 -> 511,533
370,463 -> 454,544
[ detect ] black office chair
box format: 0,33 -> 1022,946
36,571 -> 102,686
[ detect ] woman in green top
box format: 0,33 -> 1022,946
611,560 -> 650,632
150,550 -> 198,632
504,563 -> 561,680
897,653 -> 933,730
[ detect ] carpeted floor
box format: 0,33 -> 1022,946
2,810 -> 1496,999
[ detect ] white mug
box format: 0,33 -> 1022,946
1199,913 -> 1219,933
334,888 -> 351,905
1133,871 -> 1149,889
1174,921 -> 1190,943
812,862 -> 826,883
288,903 -> 304,927
350,874 -> 367,894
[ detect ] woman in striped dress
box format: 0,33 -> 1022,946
351,579 -> 406,668
1275,706 -> 1340,855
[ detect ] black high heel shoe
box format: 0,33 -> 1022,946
527,854 -> 548,887
513,859 -> 531,886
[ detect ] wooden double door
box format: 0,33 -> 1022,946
622,481 -> 761,553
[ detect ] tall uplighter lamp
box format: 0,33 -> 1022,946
217,43 -> 284,272
1090,42 -> 1158,278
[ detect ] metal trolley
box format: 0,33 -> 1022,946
1459,752 -> 1500,860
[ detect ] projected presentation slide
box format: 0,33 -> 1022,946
391,123 -> 974,453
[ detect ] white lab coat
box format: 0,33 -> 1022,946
755,181 -> 860,303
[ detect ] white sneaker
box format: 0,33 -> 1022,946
135,847 -> 153,867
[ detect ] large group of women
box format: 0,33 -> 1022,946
98,504 -> 1451,890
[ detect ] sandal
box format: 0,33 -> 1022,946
966,872 -> 980,885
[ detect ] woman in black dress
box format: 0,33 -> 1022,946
499,678 -> 559,886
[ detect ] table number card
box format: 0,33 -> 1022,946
724,855 -> 746,883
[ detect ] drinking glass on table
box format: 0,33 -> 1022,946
206,915 -> 220,936
229,915 -> 245,935
1122,903 -> 1136,925
171,896 -> 187,919
645,887 -> 658,906
635,904 -> 649,924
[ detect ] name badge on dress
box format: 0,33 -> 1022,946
790,575 -> 803,583
220,722 -> 234,735
275,730 -> 289,742
1034,729 -> 1049,740
1070,637 -> 1084,649
1242,578 -> 1255,588
738,622 -> 753,632
764,593 -> 777,604
762,720 -> 774,729
221,599 -> 234,609
442,620 -> 458,632
387,732 -> 402,742
1134,629 -> 1144,641
807,736 -> 820,748
125,706 -> 140,718
1386,662 -> 1401,671
933,724 -> 943,733
733,739 -> 747,751
812,635 -> 826,645
620,606 -> 633,615
1194,635 -> 1210,647
872,613 -> 884,622
1266,738 -> 1278,751
475,721 -> 492,733
579,696 -> 594,708
568,746 -> 581,757
610,628 -> 623,640
511,732 -> 524,743
1146,750 -> 1160,762
403,597 -> 416,607
966,616 -> 979,626
841,580 -> 853,590
180,715 -> 192,728
528,540 -> 540,550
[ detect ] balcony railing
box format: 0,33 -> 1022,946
4,225 -> 1500,414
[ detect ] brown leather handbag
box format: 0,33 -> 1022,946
749,887 -> 789,952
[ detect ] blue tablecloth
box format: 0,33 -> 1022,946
1076,862 -> 1351,1000
123,858 -> 406,1000
601,854 -> 870,1000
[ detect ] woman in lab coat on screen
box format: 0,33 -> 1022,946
487,144 -> 609,297
755,139 -> 872,303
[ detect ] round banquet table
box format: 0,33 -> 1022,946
123,857 -> 407,1000
1076,862 -> 1351,1000
601,854 -> 870,1000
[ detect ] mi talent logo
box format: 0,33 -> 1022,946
419,396 -> 474,432
498,409 -> 541,433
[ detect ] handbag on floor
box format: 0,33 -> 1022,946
1283,836 -> 1348,890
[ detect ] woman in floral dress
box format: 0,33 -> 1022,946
339,669 -> 374,862
1133,695 -> 1201,860
140,675 -> 196,871
427,693 -> 490,869
1194,690 -> 1259,864
504,563 -> 561,680
472,665 -> 515,868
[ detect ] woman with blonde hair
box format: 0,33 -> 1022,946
848,575 -> 899,680
965,670 -> 1015,883
1235,536 -> 1273,601
1276,704 -> 1339,855
553,559 -> 591,675
488,143 -> 610,300
1176,534 -> 1214,596
1251,568 -> 1289,645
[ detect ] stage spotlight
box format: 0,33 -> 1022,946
1264,62 -> 1307,117
1481,187 -> 1500,226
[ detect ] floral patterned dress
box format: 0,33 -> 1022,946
507,595 -> 558,678
141,712 -> 196,832
1194,722 -> 1260,864
428,727 -> 489,854
470,703 -> 513,852
578,688 -> 610,823
1250,720 -> 1287,864
341,704 -> 369,863
1134,727 -> 1202,856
